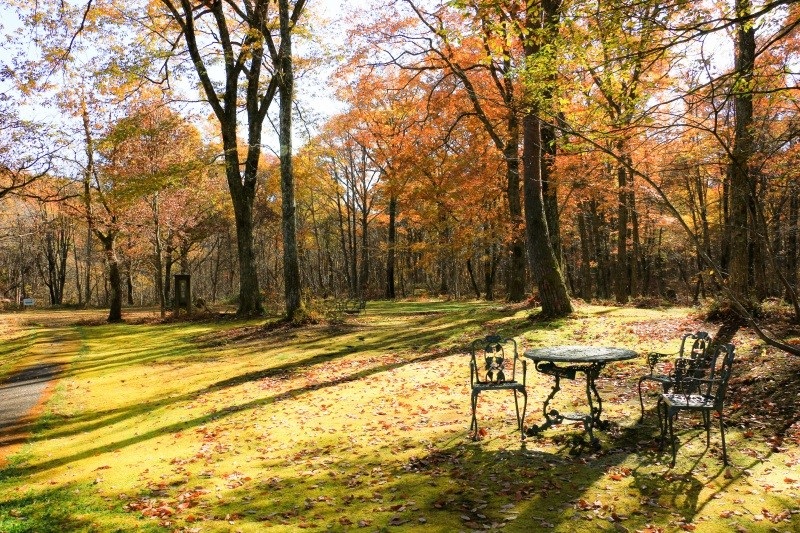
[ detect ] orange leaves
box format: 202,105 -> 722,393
123,498 -> 175,518
123,487 -> 208,528
606,466 -> 632,481
176,489 -> 207,510
574,498 -> 601,511
720,507 -> 794,524
222,471 -> 252,489
573,497 -> 628,524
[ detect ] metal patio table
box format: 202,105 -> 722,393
524,345 -> 637,449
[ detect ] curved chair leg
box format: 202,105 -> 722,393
470,390 -> 479,439
637,377 -> 647,423
668,409 -> 677,467
657,398 -> 667,450
514,388 -> 528,439
521,389 -> 527,438
719,411 -> 728,465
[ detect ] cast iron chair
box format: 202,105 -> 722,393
638,331 -> 712,422
469,335 -> 527,440
658,342 -> 736,467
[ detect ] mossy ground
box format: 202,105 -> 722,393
0,301 -> 798,532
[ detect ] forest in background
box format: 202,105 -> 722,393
1,0 -> 799,330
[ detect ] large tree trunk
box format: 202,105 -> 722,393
43,219 -> 69,305
577,208 -> 593,299
522,111 -> 573,317
787,187 -> 798,303
165,242 -> 175,307
81,102 -> 94,307
334,185 -> 352,293
614,148 -> 630,304
541,106 -> 562,266
504,134 -> 527,302
72,232 -> 83,306
152,194 -> 165,317
279,0 -> 303,319
523,0 -> 572,318
484,243 -> 497,301
229,179 -> 263,316
629,170 -> 641,297
728,0 -> 755,304
359,205 -> 369,297
97,231 -> 122,322
751,180 -> 769,300
695,166 -> 712,302
386,193 -> 397,299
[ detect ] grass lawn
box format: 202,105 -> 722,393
0,300 -> 798,532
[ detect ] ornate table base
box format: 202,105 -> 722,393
524,346 -> 637,453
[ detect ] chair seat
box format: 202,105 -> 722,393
662,393 -> 715,410
641,374 -> 672,384
473,380 -> 524,391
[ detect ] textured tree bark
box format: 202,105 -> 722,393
504,136 -> 527,302
541,111 -> 562,266
359,203 -> 369,297
728,0 -> 755,303
629,169 -> 641,297
522,0 -> 572,317
228,178 -> 263,316
484,243 -> 497,301
279,0 -> 303,319
577,209 -> 593,299
787,189 -> 798,301
614,147 -> 630,304
97,231 -> 122,322
152,194 -> 165,317
385,194 -> 397,299
522,112 -> 573,317
81,103 -> 94,307
466,259 -> 481,299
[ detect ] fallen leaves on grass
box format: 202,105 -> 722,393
123,488 -> 208,521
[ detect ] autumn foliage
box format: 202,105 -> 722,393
1,0 -> 799,325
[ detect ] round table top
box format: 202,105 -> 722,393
523,345 -> 637,363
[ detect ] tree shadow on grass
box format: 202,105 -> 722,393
6,305 -> 542,451
0,482 -> 127,532
0,315 -> 549,479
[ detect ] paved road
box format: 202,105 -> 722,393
0,363 -> 61,441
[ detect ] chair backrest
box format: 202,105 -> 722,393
672,331 -> 713,391
676,342 -> 735,405
470,335 -> 518,384
681,331 -> 712,360
707,343 -> 736,408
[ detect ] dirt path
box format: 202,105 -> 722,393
0,317 -> 79,464
0,363 -> 62,442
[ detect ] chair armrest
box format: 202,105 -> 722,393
646,350 -> 677,372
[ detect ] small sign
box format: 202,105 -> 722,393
22,298 -> 35,306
